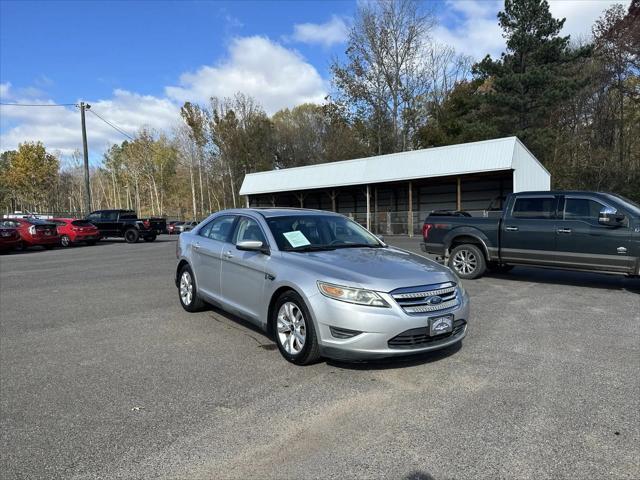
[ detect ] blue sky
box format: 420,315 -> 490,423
0,0 -> 626,158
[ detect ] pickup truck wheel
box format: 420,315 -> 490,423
124,228 -> 139,243
143,234 -> 156,242
178,265 -> 205,312
449,244 -> 486,279
271,291 -> 320,366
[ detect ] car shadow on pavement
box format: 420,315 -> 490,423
203,302 -> 464,369
403,472 -> 437,480
326,341 -> 463,371
485,267 -> 640,293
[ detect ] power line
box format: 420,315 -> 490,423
88,108 -> 136,141
0,102 -> 76,107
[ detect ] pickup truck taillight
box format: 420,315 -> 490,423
142,219 -> 151,229
422,223 -> 433,240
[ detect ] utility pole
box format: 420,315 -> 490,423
80,101 -> 92,215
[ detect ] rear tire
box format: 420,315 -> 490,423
86,240 -> 96,246
43,245 -> 54,250
271,291 -> 320,366
60,235 -> 72,248
143,234 -> 156,242
124,228 -> 139,243
178,265 -> 205,312
448,244 -> 486,279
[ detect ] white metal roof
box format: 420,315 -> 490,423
239,136 -> 550,196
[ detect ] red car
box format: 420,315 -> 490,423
4,217 -> 60,250
0,221 -> 22,252
51,218 -> 100,247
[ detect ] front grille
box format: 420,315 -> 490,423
388,319 -> 467,349
390,282 -> 459,314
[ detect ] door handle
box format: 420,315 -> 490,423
223,250 -> 234,259
557,228 -> 572,234
193,242 -> 200,249
505,226 -> 519,232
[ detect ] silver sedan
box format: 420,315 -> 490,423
175,208 -> 469,365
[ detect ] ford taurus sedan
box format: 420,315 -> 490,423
175,208 -> 469,365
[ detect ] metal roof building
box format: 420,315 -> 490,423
240,137 -> 550,236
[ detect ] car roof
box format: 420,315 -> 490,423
238,208 -> 343,218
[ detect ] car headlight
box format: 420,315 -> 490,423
317,281 -> 389,307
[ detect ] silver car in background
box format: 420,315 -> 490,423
176,208 -> 470,365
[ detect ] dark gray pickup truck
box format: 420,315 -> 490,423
421,191 -> 640,279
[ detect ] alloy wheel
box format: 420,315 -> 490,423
452,249 -> 477,276
179,271 -> 193,306
61,235 -> 70,247
276,302 -> 306,355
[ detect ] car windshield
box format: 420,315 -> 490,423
266,214 -> 383,252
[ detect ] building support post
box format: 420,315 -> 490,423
329,189 -> 337,212
408,181 -> 413,237
245,196 -> 250,208
271,195 -> 276,207
296,192 -> 306,208
457,177 -> 462,211
374,186 -> 378,234
366,185 -> 371,231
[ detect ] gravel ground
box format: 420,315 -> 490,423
1,235 -> 638,479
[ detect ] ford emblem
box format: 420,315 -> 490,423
427,296 -> 443,305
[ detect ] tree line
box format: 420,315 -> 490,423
1,0 -> 638,219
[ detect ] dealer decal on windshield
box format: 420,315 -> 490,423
282,230 -> 311,248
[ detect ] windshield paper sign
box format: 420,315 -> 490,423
283,230 -> 311,248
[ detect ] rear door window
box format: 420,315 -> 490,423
512,197 -> 556,219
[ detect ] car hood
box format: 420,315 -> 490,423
280,246 -> 457,292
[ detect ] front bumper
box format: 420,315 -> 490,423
307,289 -> 470,360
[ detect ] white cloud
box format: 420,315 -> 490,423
0,89 -> 179,156
291,15 -> 349,47
0,82 -> 11,98
549,0 -> 631,41
165,36 -> 326,114
433,0 -> 632,61
433,0 -> 505,60
1,35 -> 328,154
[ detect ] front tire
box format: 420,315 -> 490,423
271,291 -> 320,365
178,265 -> 205,312
124,228 -> 139,243
448,244 -> 486,279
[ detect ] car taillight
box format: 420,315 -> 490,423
72,227 -> 80,232
143,220 -> 151,228
422,223 -> 433,239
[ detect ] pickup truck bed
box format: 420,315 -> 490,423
421,191 -> 640,279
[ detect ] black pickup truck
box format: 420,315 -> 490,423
86,209 -> 166,243
421,191 -> 640,279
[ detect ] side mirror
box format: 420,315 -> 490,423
236,240 -> 270,255
598,207 -> 626,226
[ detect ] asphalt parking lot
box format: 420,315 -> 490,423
1,236 -> 639,479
